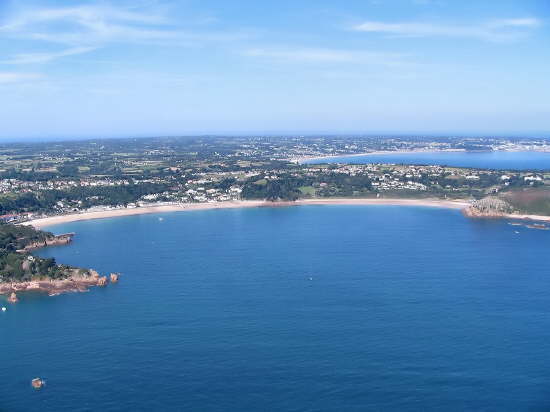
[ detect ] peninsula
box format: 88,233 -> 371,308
0,223 -> 111,300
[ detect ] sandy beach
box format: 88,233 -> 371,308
23,201 -> 265,229
23,198 -> 471,229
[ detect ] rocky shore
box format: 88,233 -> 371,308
0,223 -> 121,301
17,233 -> 74,252
463,196 -> 550,223
0,270 -> 117,299
463,207 -> 507,219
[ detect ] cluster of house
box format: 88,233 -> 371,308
0,212 -> 34,223
0,177 -> 166,195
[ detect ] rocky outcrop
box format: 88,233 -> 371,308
0,270 -> 112,297
463,196 -> 515,218
18,233 -> 75,252
110,273 -> 119,283
526,223 -> 549,230
31,378 -> 44,389
89,269 -> 100,279
7,292 -> 18,303
21,259 -> 31,271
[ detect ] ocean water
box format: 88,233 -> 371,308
2,206 -> 550,411
304,151 -> 550,170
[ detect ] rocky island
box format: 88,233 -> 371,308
0,222 -> 113,300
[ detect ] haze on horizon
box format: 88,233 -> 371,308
0,0 -> 549,139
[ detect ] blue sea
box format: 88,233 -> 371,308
304,151 -> 550,170
3,206 -> 550,411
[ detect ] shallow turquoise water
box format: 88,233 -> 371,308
2,205 -> 550,411
304,151 -> 550,170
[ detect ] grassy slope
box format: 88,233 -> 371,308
501,188 -> 550,216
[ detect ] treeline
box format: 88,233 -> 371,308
314,173 -> 373,197
0,224 -> 52,252
241,172 -> 374,201
0,223 -> 77,282
0,183 -> 169,215
242,178 -> 302,201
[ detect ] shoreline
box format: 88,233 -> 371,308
0,276 -> 102,298
295,148 -> 467,164
463,207 -> 550,223
295,148 -> 550,164
23,201 -> 266,229
0,270 -> 113,299
21,198 -> 550,230
23,198 -> 470,229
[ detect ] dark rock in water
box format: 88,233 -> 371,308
526,223 -> 549,230
31,378 -> 44,389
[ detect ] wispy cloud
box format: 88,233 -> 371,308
2,47 -> 97,65
0,72 -> 43,84
243,47 -> 408,66
2,5 -> 166,30
0,3 -> 249,64
0,4 -> 169,43
352,18 -> 541,42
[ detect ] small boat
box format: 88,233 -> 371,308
1,307 -> 6,312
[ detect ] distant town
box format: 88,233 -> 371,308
0,135 -> 549,222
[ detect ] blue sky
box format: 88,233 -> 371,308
0,0 -> 549,139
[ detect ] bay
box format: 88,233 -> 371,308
2,206 -> 550,411
304,151 -> 550,171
